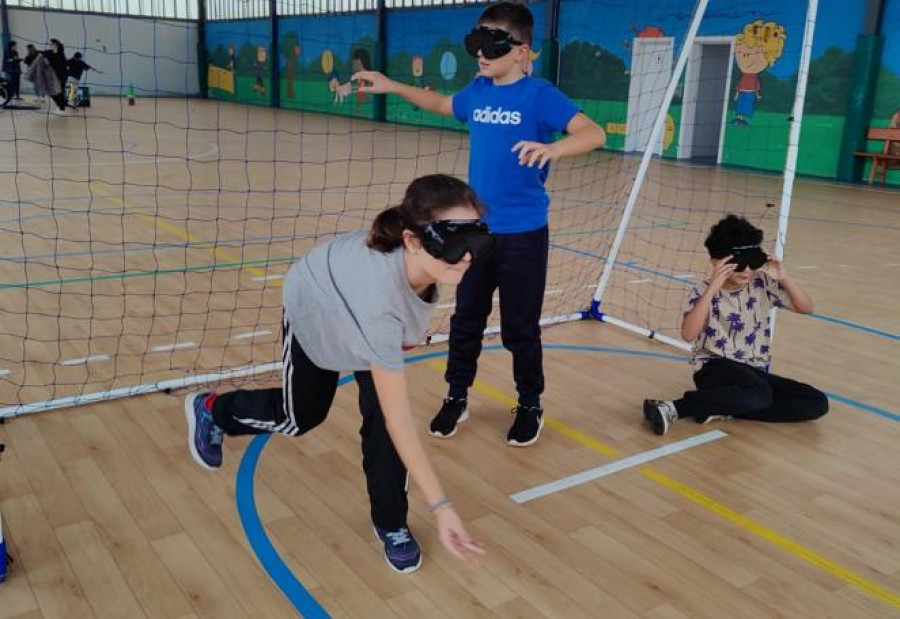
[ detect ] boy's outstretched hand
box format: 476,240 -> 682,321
512,141 -> 562,169
352,70 -> 393,94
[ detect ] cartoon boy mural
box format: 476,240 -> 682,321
352,48 -> 372,107
411,54 -> 425,110
253,45 -> 268,95
733,20 -> 785,125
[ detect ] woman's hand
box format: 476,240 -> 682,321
434,504 -> 485,564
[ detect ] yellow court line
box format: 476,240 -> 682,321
89,181 -> 278,282
428,360 -> 900,609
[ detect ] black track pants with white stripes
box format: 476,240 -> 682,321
212,317 -> 410,530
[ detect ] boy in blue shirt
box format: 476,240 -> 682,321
355,2 -> 606,446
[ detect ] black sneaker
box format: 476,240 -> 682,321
643,399 -> 678,436
506,405 -> 544,447
429,397 -> 469,438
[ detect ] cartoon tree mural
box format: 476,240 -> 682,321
732,20 -> 786,125
424,38 -> 478,91
211,44 -> 229,69
388,50 -> 413,82
559,41 -> 629,100
236,42 -> 258,75
282,31 -> 301,99
804,46 -> 854,115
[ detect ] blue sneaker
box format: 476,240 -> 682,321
374,526 -> 422,574
184,392 -> 224,469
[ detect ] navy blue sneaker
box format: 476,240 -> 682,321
374,526 -> 422,574
184,392 -> 224,469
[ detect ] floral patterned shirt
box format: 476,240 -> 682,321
683,272 -> 790,370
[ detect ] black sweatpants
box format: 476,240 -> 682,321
212,317 -> 409,530
49,91 -> 67,110
674,358 -> 829,422
445,225 -> 549,408
8,73 -> 21,99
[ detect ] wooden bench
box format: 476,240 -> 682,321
855,127 -> 900,185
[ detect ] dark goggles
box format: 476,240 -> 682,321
729,244 -> 768,272
415,219 -> 495,265
464,26 -> 523,60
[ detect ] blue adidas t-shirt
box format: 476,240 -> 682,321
452,76 -> 579,234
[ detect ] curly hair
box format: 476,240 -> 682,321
736,20 -> 786,65
704,215 -> 764,259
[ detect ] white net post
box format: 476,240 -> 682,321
768,0 -> 820,340
586,0 -> 710,349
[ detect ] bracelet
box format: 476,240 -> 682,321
427,497 -> 452,514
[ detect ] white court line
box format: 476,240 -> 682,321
510,430 -> 728,504
887,263 -> 900,267
61,354 -> 110,366
252,274 -> 284,281
437,302 -> 456,310
837,264 -> 850,268
152,342 -> 197,353
628,278 -> 652,284
798,265 -> 819,270
673,273 -> 694,279
232,330 -> 272,340
0,369 -> 9,377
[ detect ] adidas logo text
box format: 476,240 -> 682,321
472,106 -> 522,125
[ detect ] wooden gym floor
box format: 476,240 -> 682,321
0,99 -> 898,618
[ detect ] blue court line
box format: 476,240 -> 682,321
235,344 -> 898,616
824,393 -> 900,422
236,434 -> 331,619
807,313 -> 900,342
552,244 -> 900,342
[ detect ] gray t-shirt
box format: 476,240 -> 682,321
283,230 -> 438,372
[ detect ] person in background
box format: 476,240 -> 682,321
3,41 -> 23,102
43,39 -> 69,114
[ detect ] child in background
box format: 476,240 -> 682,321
643,215 -> 828,435
3,41 -> 23,102
66,51 -> 99,106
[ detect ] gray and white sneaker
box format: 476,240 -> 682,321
643,399 -> 678,435
698,414 -> 733,425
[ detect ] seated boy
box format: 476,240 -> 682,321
644,215 -> 828,435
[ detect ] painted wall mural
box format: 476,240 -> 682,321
558,0 -> 867,177
385,2 -> 547,129
202,0 -> 898,184
206,20 -> 272,106
279,13 -> 377,118
731,20 -> 785,126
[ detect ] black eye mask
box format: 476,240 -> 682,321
464,26 -> 523,60
415,219 -> 495,264
729,244 -> 768,272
